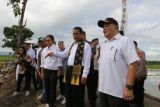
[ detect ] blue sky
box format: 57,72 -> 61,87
0,0 -> 160,60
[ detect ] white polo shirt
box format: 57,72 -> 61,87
27,48 -> 36,67
98,33 -> 139,98
54,42 -> 91,78
41,44 -> 61,70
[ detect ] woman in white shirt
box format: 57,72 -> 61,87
41,35 -> 60,107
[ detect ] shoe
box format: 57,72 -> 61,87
54,102 -> 57,106
37,93 -> 43,99
45,103 -> 49,107
25,91 -> 30,96
61,97 -> 66,104
12,91 -> 19,96
56,95 -> 63,100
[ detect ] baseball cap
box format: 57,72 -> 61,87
98,17 -> 118,28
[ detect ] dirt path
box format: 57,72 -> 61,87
0,73 -> 38,107
0,73 -> 159,107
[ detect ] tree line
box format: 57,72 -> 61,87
146,61 -> 160,65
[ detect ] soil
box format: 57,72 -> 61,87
0,73 -> 159,107
0,73 -> 39,107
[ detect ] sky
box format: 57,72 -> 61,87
0,0 -> 160,61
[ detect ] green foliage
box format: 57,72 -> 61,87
146,61 -> 160,69
8,0 -> 21,17
146,64 -> 160,69
2,25 -> 34,51
146,61 -> 160,65
0,55 -> 15,62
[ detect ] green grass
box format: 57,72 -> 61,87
146,64 -> 160,70
0,55 -> 15,62
0,55 -> 159,70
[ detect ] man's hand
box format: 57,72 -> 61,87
44,52 -> 53,58
123,87 -> 134,101
81,77 -> 87,85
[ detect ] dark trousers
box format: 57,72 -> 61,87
16,74 -> 25,92
133,78 -> 145,107
24,66 -> 38,91
87,70 -> 98,107
65,84 -> 85,107
99,92 -> 130,107
31,67 -> 38,90
57,75 -> 65,95
36,69 -> 43,89
44,69 -> 57,107
24,69 -> 31,91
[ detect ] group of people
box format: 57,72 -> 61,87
12,17 -> 147,107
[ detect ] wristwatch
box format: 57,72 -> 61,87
126,84 -> 133,90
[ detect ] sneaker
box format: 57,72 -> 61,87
61,97 -> 66,104
12,91 -> 19,96
25,91 -> 30,96
37,93 -> 43,99
45,103 -> 49,107
56,95 -> 63,100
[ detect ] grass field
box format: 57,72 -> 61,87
0,55 -> 15,62
146,64 -> 160,70
0,55 -> 159,70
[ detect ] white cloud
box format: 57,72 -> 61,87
0,0 -> 160,60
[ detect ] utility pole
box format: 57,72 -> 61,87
121,0 -> 127,35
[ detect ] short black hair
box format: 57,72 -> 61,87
82,31 -> 86,36
73,26 -> 83,34
119,31 -> 124,36
133,40 -> 138,47
46,35 -> 54,41
91,38 -> 99,43
58,41 -> 64,44
19,46 -> 27,55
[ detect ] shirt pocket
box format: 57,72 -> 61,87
111,48 -> 119,61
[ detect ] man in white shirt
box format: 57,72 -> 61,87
97,17 -> 139,107
87,38 -> 99,107
48,27 -> 91,107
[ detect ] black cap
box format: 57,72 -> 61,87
38,37 -> 46,43
98,17 -> 118,28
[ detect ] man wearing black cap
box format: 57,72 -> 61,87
97,17 -> 139,107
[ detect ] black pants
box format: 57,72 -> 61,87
24,69 -> 31,91
99,92 -> 130,107
65,84 -> 85,107
44,69 -> 57,107
65,66 -> 85,107
31,67 -> 38,90
57,75 -> 65,95
133,78 -> 145,107
36,68 -> 43,89
16,74 -> 25,92
87,70 -> 98,107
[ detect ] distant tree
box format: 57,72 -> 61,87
7,0 -> 28,48
2,25 -> 33,51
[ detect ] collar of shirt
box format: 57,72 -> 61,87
105,33 -> 121,43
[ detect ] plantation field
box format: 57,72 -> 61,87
0,55 -> 15,62
0,55 -> 159,69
